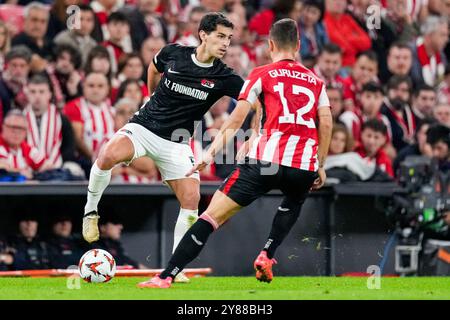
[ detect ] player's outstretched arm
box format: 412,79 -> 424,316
312,106 -> 333,190
186,100 -> 253,176
147,62 -> 161,95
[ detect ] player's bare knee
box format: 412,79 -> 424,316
97,147 -> 121,170
179,189 -> 200,209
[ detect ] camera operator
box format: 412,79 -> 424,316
427,124 -> 450,173
427,124 -> 450,232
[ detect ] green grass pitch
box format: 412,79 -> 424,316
0,277 -> 449,300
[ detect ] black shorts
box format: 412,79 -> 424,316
218,159 -> 319,207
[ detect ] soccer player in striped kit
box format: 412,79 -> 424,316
139,18 -> 333,288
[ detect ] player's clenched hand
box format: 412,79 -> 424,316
311,167 -> 326,190
186,152 -> 213,177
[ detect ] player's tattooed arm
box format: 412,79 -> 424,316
147,62 -> 162,95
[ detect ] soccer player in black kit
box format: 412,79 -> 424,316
82,13 -> 244,282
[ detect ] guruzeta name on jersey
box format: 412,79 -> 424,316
164,78 -> 209,101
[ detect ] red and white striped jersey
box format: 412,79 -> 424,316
25,104 -> 63,169
239,60 -> 330,171
63,97 -> 115,160
0,137 -> 46,172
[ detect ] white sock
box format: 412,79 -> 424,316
84,161 -> 112,215
172,208 -> 199,253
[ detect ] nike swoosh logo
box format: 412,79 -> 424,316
278,207 -> 290,212
168,68 -> 180,74
191,234 -> 203,246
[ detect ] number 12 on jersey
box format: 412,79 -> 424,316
273,82 -> 316,128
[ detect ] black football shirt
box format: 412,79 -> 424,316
130,44 -> 244,142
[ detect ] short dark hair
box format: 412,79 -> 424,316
356,50 -> 378,63
387,75 -> 413,91
28,74 -> 50,87
413,83 -> 435,97
198,12 -> 233,36
303,0 -> 325,21
362,119 -> 388,136
107,11 -> 129,25
190,5 -> 207,18
427,124 -> 450,147
269,18 -> 299,49
320,42 -> 342,55
78,4 -> 95,14
362,81 -> 384,94
389,41 -> 413,52
54,43 -> 82,70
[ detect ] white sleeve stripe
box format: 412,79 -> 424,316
246,78 -> 262,105
318,84 -> 330,108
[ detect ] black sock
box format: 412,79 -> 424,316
160,218 -> 215,279
263,196 -> 303,259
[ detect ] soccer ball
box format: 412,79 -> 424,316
78,249 -> 116,283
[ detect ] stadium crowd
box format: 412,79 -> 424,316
0,0 -> 449,270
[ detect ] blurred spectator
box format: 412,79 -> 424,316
91,0 -> 126,42
437,64 -> 450,105
96,214 -> 143,268
394,118 -> 435,173
326,85 -> 344,122
111,98 -> 158,183
355,119 -> 394,177
53,4 -> 98,66
24,74 -> 76,169
140,36 -> 166,82
113,52 -> 148,103
122,0 -> 169,51
427,123 -> 450,171
101,11 -> 132,76
298,0 -> 328,69
223,44 -> 249,78
0,110 -> 47,180
323,0 -> 371,67
411,16 -> 449,87
9,214 -> 51,270
313,43 -> 346,89
47,44 -> 83,108
412,84 -> 437,124
176,6 -> 207,47
0,4 -> 25,38
349,0 -> 413,85
325,123 -> 376,182
84,45 -> 113,83
115,79 -> 145,106
433,103 -> 450,127
340,82 -> 389,141
0,46 -> 32,120
47,215 -> 85,269
113,97 -> 138,132
381,75 -> 416,154
0,20 -> 12,71
11,2 -> 53,72
382,0 -> 418,43
63,72 -> 115,163
342,50 -> 379,111
47,0 -> 84,40
248,0 -> 302,40
380,42 -> 414,83
254,41 -> 271,67
329,123 -> 354,155
0,236 -> 14,271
